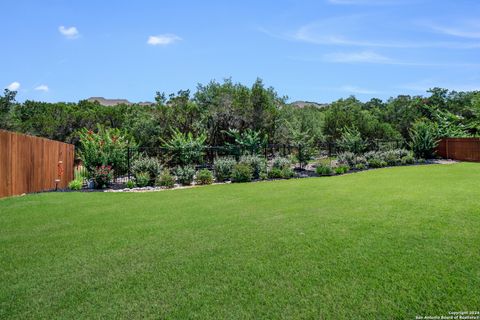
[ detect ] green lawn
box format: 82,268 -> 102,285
1,163 -> 479,319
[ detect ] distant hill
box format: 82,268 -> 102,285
86,97 -> 154,106
290,100 -> 328,108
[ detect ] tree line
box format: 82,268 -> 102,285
1,78 -> 479,150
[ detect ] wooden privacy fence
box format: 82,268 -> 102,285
0,130 -> 74,198
436,138 -> 480,162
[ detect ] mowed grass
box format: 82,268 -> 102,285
1,163 -> 479,319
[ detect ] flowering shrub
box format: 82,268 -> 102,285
78,126 -> 134,176
92,165 -> 114,189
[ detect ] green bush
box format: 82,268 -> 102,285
268,167 -> 283,179
135,172 -> 150,187
92,165 -> 114,189
354,163 -> 367,170
156,169 -> 175,188
335,165 -> 349,175
131,156 -> 162,184
382,150 -> 401,166
281,167 -> 295,179
337,152 -> 356,166
259,171 -> 268,180
195,169 -> 214,185
368,158 -> 387,168
162,130 -> 206,166
231,163 -> 253,183
409,121 -> 438,159
68,179 -> 83,190
175,166 -> 195,185
239,155 -> 266,179
316,165 -> 334,176
272,156 -> 291,170
125,180 -> 136,189
214,157 -> 236,181
401,155 -> 415,165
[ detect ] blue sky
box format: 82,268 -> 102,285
2,0 -> 480,103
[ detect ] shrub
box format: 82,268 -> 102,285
281,167 -> 295,179
364,151 -> 380,161
335,165 -> 349,174
317,157 -> 333,167
162,130 -> 206,166
272,156 -> 291,170
401,154 -> 415,165
337,152 -> 356,166
68,179 -> 83,190
214,157 -> 236,181
368,158 -> 387,168
239,155 -> 266,179
175,166 -> 195,185
316,165 -> 333,176
195,169 -> 214,185
382,150 -> 401,166
125,180 -> 136,189
231,163 -> 253,182
409,121 -> 438,159
354,163 -> 366,170
135,172 -> 150,187
78,126 -> 133,176
259,171 -> 268,180
156,169 -> 175,188
354,156 -> 367,166
395,149 -> 411,158
92,165 -> 114,189
131,156 -> 162,184
268,167 -> 283,179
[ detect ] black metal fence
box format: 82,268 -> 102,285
110,139 -> 405,185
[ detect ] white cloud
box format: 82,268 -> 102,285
59,26 -> 79,39
324,51 -> 392,63
35,84 -> 49,92
292,20 -> 480,49
258,15 -> 480,49
423,20 -> 480,39
147,34 -> 181,46
6,81 -> 20,91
